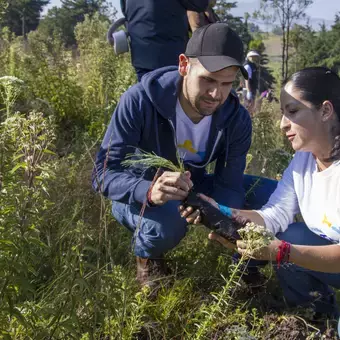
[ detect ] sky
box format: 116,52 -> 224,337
45,0 -> 339,28
45,0 -> 122,15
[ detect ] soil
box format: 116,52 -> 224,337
262,314 -> 338,340
183,190 -> 245,243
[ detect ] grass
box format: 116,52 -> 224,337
263,33 -> 282,64
0,21 -> 338,338
0,114 -> 338,339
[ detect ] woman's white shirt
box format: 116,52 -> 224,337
258,152 -> 340,243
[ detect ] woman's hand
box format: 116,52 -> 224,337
208,231 -> 236,250
209,232 -> 281,260
236,238 -> 281,261
178,194 -> 218,224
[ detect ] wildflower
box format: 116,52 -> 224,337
0,76 -> 24,86
238,222 -> 274,252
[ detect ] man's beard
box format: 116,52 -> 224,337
194,96 -> 222,116
183,81 -> 222,117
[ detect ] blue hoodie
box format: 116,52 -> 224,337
122,0 -> 209,70
93,67 -> 252,209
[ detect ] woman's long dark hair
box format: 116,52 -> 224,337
286,67 -> 340,162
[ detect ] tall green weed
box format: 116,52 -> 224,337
247,101 -> 293,179
0,14 -> 335,339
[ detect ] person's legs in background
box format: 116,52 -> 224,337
135,67 -> 153,82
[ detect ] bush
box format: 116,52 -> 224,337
247,101 -> 293,179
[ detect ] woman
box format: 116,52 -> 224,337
180,67 -> 340,317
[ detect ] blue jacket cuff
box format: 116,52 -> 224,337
133,179 -> 153,205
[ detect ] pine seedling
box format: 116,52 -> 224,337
122,149 -> 185,173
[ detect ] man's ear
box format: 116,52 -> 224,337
321,100 -> 335,122
178,54 -> 190,76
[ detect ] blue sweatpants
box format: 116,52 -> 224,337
246,223 -> 340,316
275,223 -> 340,317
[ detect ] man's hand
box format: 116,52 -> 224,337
150,171 -> 193,205
179,193 -> 218,224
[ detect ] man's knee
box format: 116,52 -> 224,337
112,200 -> 188,255
141,201 -> 188,249
111,200 -> 131,229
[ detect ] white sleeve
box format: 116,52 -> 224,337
244,64 -> 252,79
256,158 -> 300,235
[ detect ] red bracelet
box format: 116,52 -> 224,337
147,184 -> 155,206
276,240 -> 291,268
146,168 -> 163,207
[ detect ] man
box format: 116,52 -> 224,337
93,23 -> 251,287
244,50 -> 260,113
187,0 -> 220,32
121,0 -> 209,81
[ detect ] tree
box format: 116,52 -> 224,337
61,0 -> 109,23
289,23 -> 311,72
289,14 -> 340,74
214,1 -> 252,47
272,25 -> 283,35
39,0 -> 111,46
255,0 -> 313,82
39,6 -> 75,46
2,0 -> 49,36
214,0 -> 237,20
249,39 -> 266,54
0,0 -> 8,25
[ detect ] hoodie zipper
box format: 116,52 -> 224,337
168,119 -> 223,169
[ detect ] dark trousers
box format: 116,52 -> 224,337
135,67 -> 153,82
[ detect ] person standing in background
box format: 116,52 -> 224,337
187,0 -> 220,32
121,0 -> 209,82
244,50 -> 260,114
